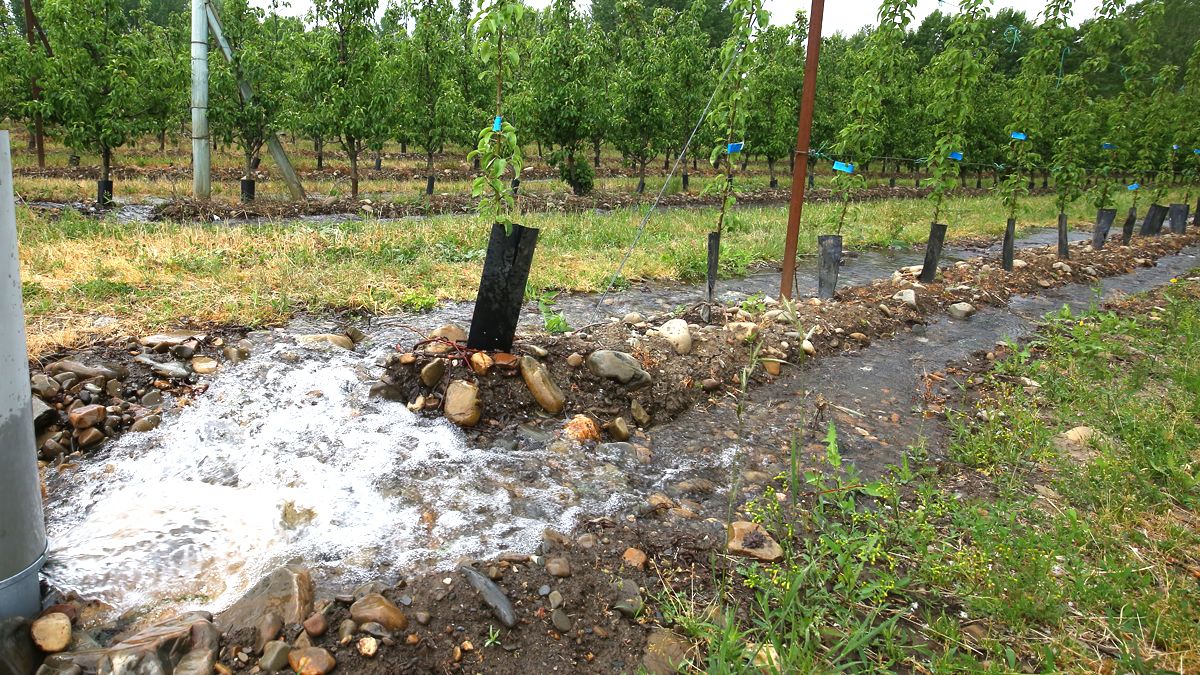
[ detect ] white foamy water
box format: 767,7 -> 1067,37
42,333 -> 634,621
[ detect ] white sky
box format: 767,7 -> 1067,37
257,0 -> 1106,36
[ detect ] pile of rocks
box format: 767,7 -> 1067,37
28,330 -> 256,462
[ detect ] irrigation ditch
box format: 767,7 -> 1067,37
10,222 -> 1200,674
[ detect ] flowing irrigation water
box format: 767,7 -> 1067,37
40,227 -> 1186,626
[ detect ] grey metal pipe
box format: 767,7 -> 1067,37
191,0 -> 210,199
0,130 -> 48,619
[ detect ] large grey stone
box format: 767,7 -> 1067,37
39,612 -> 217,675
585,351 -> 651,387
217,565 -> 313,632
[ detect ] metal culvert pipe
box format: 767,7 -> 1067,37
0,130 -> 47,619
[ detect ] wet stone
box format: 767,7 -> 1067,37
31,373 -> 61,399
520,356 -> 565,414
75,427 -> 105,448
287,647 -> 335,675
359,622 -> 391,638
337,619 -> 356,645
611,579 -> 643,619
259,641 -> 290,671
67,404 -> 106,429
551,609 -> 572,633
350,594 -> 407,632
419,359 -> 447,388
130,414 -> 161,433
302,612 -> 327,637
546,557 -> 571,577
459,565 -> 518,628
548,590 -> 564,609
586,350 -> 652,387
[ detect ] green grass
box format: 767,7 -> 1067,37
671,281 -> 1200,672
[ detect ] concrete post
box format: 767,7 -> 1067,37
0,131 -> 48,619
191,0 -> 211,199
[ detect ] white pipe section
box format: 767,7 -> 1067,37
191,0 -> 210,199
0,130 -> 48,619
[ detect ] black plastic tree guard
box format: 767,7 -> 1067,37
1057,213 -> 1069,259
1092,208 -> 1115,249
240,179 -> 256,203
1168,203 -> 1188,234
918,223 -> 947,283
1121,207 -> 1137,245
466,223 -> 540,353
1002,218 -> 1015,271
1139,203 -> 1168,236
817,234 -> 842,300
97,179 -> 113,206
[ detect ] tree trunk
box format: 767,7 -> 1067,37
374,150 -> 382,171
426,151 -> 435,195
101,147 -> 111,183
401,140 -> 407,154
637,160 -> 646,194
740,156 -> 748,172
349,143 -> 359,198
663,153 -> 670,171
159,130 -> 166,152
536,140 -> 542,160
681,148 -> 689,192
768,158 -> 777,189
315,137 -> 323,170
245,150 -> 254,179
593,139 -> 601,168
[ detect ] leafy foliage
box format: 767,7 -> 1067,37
467,0 -> 524,228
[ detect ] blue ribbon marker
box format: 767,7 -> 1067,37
492,116 -> 502,132
727,142 -> 744,154
1011,131 -> 1027,141
1194,149 -> 1200,155
948,151 -> 963,161
1102,142 -> 1115,150
1172,144 -> 1180,150
832,161 -> 854,174
1127,182 -> 1139,191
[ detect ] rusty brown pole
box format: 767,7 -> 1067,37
779,0 -> 825,300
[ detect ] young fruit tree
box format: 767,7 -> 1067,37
523,0 -> 595,195
998,0 -> 1073,259
1116,0 -> 1165,215
209,0 -> 291,197
305,0 -> 390,198
401,0 -> 468,195
659,1 -> 714,191
743,20 -> 803,190
1080,0 -> 1127,213
918,0 -> 991,283
39,0 -> 154,203
612,1 -> 671,194
467,0 -> 524,228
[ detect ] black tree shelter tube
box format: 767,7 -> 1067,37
1168,203 -> 1188,234
817,234 -> 842,300
1093,208 -> 1115,249
1002,218 -> 1016,271
240,178 -> 256,203
1121,207 -> 1137,245
918,222 -> 947,284
1057,212 -> 1069,259
1139,203 -> 1168,236
96,179 -> 113,206
466,223 -> 540,353
702,231 -> 720,323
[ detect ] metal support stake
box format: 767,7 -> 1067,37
0,131 -> 48,620
779,0 -> 825,300
191,0 -> 211,199
205,2 -> 306,201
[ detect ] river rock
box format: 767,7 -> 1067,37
622,548 -> 647,570
218,565 -> 313,632
893,289 -> 918,309
727,521 -> 783,562
254,613 -> 284,652
75,427 -> 105,448
288,647 -> 335,675
427,324 -> 468,354
801,339 -> 816,356
586,350 -> 651,387
357,636 -> 379,658
622,312 -> 644,325
132,355 -> 191,379
259,641 -> 290,671
303,612 -> 328,637
658,319 -> 693,355
520,356 -> 565,414
190,356 -> 218,374
1013,258 -> 1028,268
30,373 -> 60,399
128,414 -> 160,433
40,611 -> 218,675
546,557 -> 571,577
417,358 -> 446,388
469,352 -> 494,375
630,399 -> 650,427
948,302 -> 976,319
725,321 -> 760,342
459,565 -> 518,628
350,594 -> 407,632
610,579 -> 643,618
66,401 -> 106,427
643,629 -> 692,675
31,613 -> 72,653
296,334 -> 354,350
31,397 -> 57,431
551,609 -> 572,633
563,415 -> 601,443
605,417 -> 631,442
46,359 -> 127,381
444,380 -> 481,427
139,330 -> 205,349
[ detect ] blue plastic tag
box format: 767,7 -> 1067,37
727,142 -> 744,154
492,116 -> 502,132
948,151 -> 963,161
832,161 -> 854,174
1102,142 -> 1115,150
1127,182 -> 1139,191
1195,149 -> 1200,155
1173,144 -> 1180,150
1010,131 -> 1027,141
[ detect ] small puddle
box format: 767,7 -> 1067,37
42,228 -> 1174,626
